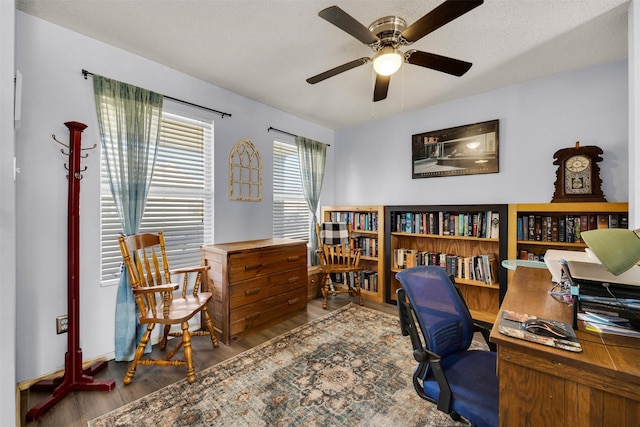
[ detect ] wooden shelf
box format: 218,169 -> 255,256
320,205 -> 385,303
507,202 -> 628,258
507,202 -> 629,284
385,204 -> 508,324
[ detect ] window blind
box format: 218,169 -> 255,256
101,112 -> 213,285
273,140 -> 309,241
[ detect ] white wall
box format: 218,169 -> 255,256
14,11 -> 335,382
334,60 -> 629,206
631,1 -> 639,228
0,1 -> 17,425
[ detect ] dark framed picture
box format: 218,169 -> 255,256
412,120 -> 499,179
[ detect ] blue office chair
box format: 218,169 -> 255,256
396,266 -> 499,427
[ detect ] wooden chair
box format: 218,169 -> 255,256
117,230 -> 218,384
316,222 -> 364,309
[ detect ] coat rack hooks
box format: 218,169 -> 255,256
52,133 -> 69,148
52,134 -> 97,155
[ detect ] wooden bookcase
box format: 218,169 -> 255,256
507,202 -> 629,265
320,205 -> 385,303
385,204 -> 508,325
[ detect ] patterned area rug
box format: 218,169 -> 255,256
89,304 -> 480,426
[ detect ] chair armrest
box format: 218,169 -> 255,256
133,284 -> 179,294
424,354 -> 453,414
170,265 -> 210,275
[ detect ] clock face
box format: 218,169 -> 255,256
565,155 -> 590,172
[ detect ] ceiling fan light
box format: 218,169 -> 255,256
373,47 -> 403,76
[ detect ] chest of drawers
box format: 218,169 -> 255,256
201,238 -> 307,345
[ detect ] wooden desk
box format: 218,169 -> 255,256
490,267 -> 640,426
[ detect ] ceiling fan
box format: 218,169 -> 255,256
306,0 -> 483,102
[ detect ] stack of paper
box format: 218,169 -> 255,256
578,312 -> 640,338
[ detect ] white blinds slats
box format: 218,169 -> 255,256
273,140 -> 309,241
101,111 -> 213,284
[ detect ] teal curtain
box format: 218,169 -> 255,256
93,75 -> 163,361
296,136 -> 327,265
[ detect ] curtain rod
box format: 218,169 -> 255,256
268,127 -> 330,146
82,69 -> 232,119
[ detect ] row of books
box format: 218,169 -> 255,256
351,236 -> 378,258
328,211 -> 379,232
517,213 -> 628,243
391,211 -> 500,239
392,248 -> 498,285
359,270 -> 378,292
328,271 -> 379,293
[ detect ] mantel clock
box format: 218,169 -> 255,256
551,141 -> 606,203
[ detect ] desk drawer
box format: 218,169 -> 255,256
228,245 -> 306,282
229,267 -> 307,309
229,287 -> 307,341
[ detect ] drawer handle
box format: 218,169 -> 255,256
287,256 -> 300,262
288,276 -> 300,283
245,288 -> 260,296
246,313 -> 259,321
288,298 -> 300,305
244,263 -> 262,271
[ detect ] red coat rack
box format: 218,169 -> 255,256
26,122 -> 115,421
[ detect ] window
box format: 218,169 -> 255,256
273,140 -> 309,240
101,107 -> 214,286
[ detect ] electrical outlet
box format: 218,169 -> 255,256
56,315 -> 68,334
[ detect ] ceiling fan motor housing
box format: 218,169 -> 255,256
368,16 -> 407,50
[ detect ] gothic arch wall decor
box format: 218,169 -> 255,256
229,138 -> 262,201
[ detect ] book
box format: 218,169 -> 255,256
551,216 -> 559,242
558,216 -> 566,242
517,217 -> 523,240
580,215 -> 588,242
522,215 -> 529,240
609,214 -> 619,229
498,310 -> 582,352
597,214 -> 609,229
566,215 -> 574,243
620,214 -> 629,229
534,215 -> 542,241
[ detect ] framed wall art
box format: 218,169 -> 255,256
229,138 -> 262,201
412,120 -> 499,179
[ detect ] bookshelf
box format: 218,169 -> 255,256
507,202 -> 629,267
320,205 -> 385,303
385,204 -> 508,324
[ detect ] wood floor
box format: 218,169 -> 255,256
20,295 -> 398,426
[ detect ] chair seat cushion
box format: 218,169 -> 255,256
422,349 -> 498,427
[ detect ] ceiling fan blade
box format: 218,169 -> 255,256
373,74 -> 390,102
401,0 -> 483,44
406,50 -> 472,76
318,6 -> 379,45
306,58 -> 370,84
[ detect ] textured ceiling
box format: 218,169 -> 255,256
17,0 -> 630,129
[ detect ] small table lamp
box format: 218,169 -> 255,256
581,228 -> 640,275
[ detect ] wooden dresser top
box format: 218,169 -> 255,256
202,238 -> 307,254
